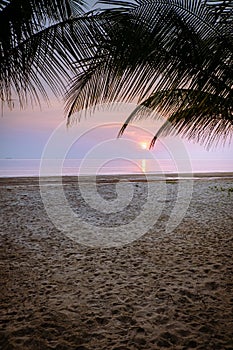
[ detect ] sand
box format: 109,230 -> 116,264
0,174 -> 233,349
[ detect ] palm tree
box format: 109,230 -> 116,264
0,0 -> 97,109
65,0 -> 233,148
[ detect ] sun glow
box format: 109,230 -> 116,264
140,142 -> 148,150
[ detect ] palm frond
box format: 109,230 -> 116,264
65,0 -> 232,116
204,0 -> 233,25
118,88 -> 232,148
151,92 -> 232,149
65,0 -> 232,147
0,0 -> 88,108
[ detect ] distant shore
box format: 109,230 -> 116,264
1,171 -> 233,186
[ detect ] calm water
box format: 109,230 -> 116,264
0,158 -> 232,177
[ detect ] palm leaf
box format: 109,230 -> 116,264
118,88 -> 232,148
65,0 -> 232,147
65,0 -> 231,113
0,0 -> 89,108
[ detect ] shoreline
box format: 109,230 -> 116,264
0,171 -> 233,186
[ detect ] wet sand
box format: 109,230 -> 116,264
0,174 -> 233,349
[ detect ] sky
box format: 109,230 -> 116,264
0,0 -> 232,174
1,98 -> 232,169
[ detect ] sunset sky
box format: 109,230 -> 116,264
1,98 -> 232,169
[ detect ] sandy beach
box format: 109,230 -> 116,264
0,174 -> 233,349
